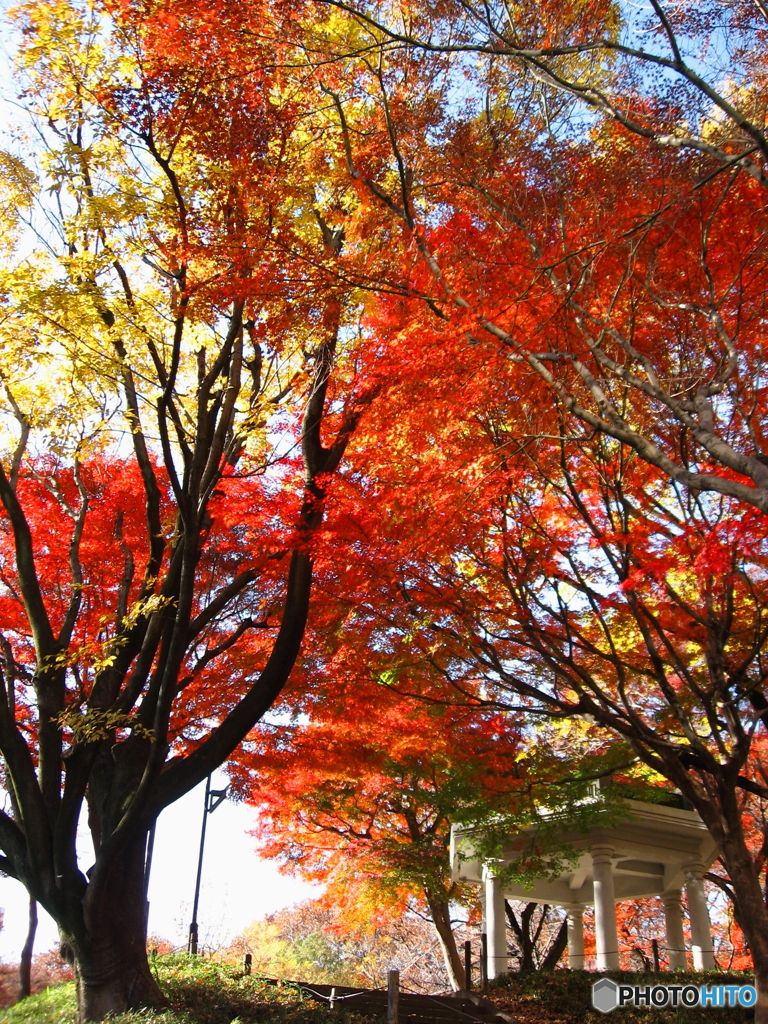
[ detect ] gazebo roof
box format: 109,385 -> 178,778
450,797 -> 717,907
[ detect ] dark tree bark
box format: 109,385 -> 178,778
540,919 -> 568,970
61,834 -> 164,1019
505,901 -> 566,972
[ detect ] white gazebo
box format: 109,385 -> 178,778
450,795 -> 718,975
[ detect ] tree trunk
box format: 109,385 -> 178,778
686,777 -> 768,1024
428,897 -> 466,991
17,897 -> 37,1001
717,827 -> 768,1024
540,919 -> 568,970
65,834 -> 166,1022
505,901 -> 538,971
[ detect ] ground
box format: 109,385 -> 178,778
0,955 -> 758,1024
1,955 -> 378,1024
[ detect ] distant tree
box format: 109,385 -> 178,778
0,944 -> 72,1010
17,898 -> 37,1001
230,899 -> 459,992
505,901 -> 567,973
234,681 -> 525,991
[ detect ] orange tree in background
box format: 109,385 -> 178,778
312,0 -> 768,510
274,3 -> 768,1005
234,554 -> 639,988
319,154 -> 768,992
231,685 -> 527,991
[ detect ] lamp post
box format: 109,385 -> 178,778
187,775 -> 228,955
144,822 -> 156,931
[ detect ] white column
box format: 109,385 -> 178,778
483,867 -> 508,979
566,906 -> 585,970
684,862 -> 716,969
591,845 -> 620,970
662,890 -> 688,970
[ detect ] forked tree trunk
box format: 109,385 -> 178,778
506,902 -> 537,971
63,834 -> 166,1022
540,918 -> 568,970
507,901 -> 567,971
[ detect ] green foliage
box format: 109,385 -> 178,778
53,707 -> 154,743
454,744 -> 678,888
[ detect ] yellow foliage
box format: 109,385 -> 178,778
54,706 -> 154,743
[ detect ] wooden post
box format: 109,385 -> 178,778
243,952 -> 252,975
651,939 -> 660,972
464,940 -> 472,991
330,987 -> 337,1010
480,932 -> 488,992
387,969 -> 400,1024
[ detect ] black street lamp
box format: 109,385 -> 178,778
187,774 -> 228,955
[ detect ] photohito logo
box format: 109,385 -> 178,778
591,979 -> 757,1013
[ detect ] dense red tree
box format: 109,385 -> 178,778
275,5 -> 768,1008
233,686 -> 525,990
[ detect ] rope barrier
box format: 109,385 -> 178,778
255,974 -> 498,1022
290,979 -> 500,1022
398,986 -> 503,1022
294,985 -> 387,1004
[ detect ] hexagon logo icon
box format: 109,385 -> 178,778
592,979 -> 619,1014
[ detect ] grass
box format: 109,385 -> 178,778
1,982 -> 76,1023
1,958 -> 759,1024
487,969 -> 757,1024
0,954 -> 378,1024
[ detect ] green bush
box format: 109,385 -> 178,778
488,970 -> 755,1024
